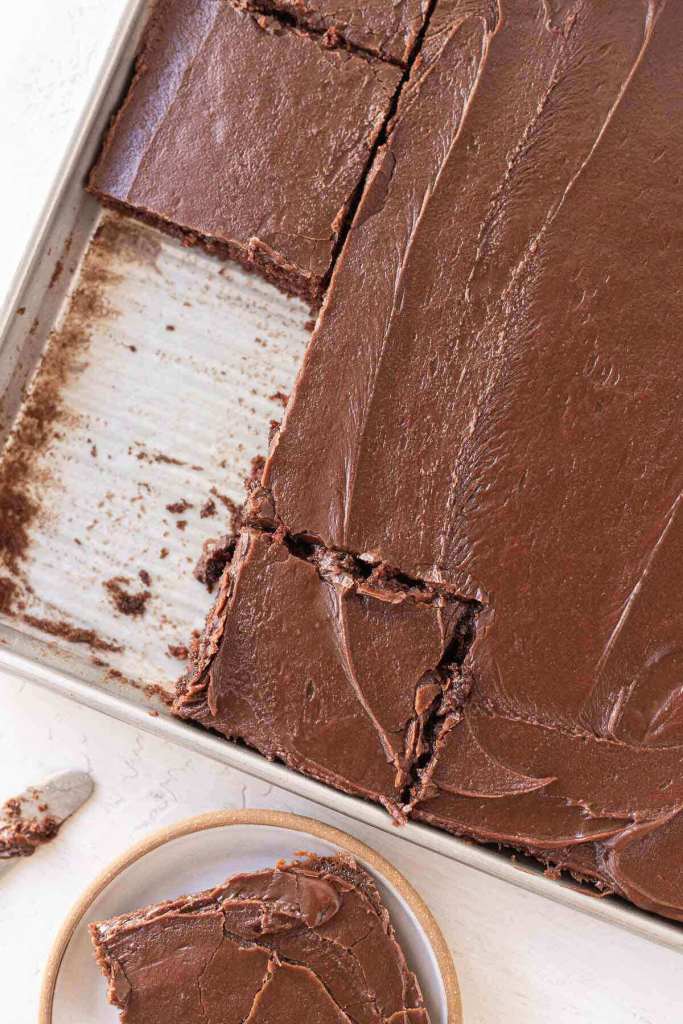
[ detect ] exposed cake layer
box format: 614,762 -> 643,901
175,527 -> 474,816
227,0 -> 683,920
90,853 -> 429,1024
89,0 -> 401,304
231,0 -> 431,66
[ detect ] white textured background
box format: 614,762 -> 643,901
1,3 -> 682,1021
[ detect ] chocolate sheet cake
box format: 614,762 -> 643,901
231,0 -> 431,66
90,853 -> 430,1023
88,0 -> 401,304
173,0 -> 683,923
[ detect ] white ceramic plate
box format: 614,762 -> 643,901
41,810 -> 461,1023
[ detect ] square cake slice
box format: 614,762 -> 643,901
175,528 -> 472,818
88,0 -> 401,305
90,853 -> 430,1023
232,0 -> 430,66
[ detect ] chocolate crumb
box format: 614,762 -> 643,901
200,499 -> 216,518
4,798 -> 21,818
135,447 -> 185,466
250,455 -> 266,481
194,535 -> 236,593
159,547 -> 169,559
0,576 -> 18,615
269,390 -> 289,407
16,307 -> 26,317
209,488 -> 243,533
49,260 -> 64,289
0,795 -> 60,858
165,324 -> 175,332
155,452 -> 184,465
143,683 -> 174,708
176,519 -> 188,531
0,491 -> 37,577
168,643 -> 189,660
166,499 -> 192,514
104,576 -> 151,617
138,569 -> 152,587
304,318 -> 316,332
22,614 -> 122,652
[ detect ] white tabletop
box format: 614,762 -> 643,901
1,4 -> 681,1021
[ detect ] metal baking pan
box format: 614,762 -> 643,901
0,0 -> 680,953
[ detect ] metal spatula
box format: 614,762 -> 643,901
0,770 -> 93,871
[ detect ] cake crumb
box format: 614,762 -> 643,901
249,455 -> 266,481
104,577 -> 151,617
194,535 -> 235,593
0,576 -> 18,615
166,499 -> 192,514
0,794 -> 59,858
22,614 -> 122,652
209,488 -> 242,532
168,643 -> 189,660
49,260 -> 64,289
143,683 -> 175,708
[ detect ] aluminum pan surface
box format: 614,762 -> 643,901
0,210 -> 308,688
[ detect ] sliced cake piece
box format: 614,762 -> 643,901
90,852 -> 430,1024
88,0 -> 401,304
232,0 -> 431,66
175,528 -> 472,818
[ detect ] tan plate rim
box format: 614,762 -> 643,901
39,808 -> 462,1023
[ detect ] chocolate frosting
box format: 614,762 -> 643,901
242,0 -> 683,919
89,0 -> 400,302
236,0 -> 431,65
91,854 -> 430,1023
